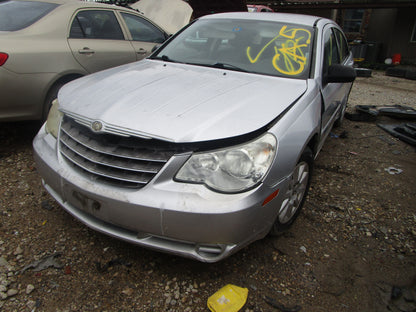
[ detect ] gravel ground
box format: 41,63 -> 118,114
0,71 -> 415,312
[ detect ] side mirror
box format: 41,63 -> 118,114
326,64 -> 356,83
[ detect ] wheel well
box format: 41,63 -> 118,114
306,134 -> 319,157
45,74 -> 84,104
42,74 -> 83,120
51,74 -> 83,92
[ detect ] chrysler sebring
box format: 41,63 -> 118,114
33,12 -> 355,262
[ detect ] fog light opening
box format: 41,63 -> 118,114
196,244 -> 224,257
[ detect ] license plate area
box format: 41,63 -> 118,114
71,189 -> 102,215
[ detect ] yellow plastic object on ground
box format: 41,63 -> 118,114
207,284 -> 249,312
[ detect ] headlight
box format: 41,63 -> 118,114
175,133 -> 277,193
45,99 -> 63,138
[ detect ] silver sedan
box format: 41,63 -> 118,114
33,12 -> 355,262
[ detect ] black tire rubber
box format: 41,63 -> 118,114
386,67 -> 407,78
269,147 -> 313,235
354,68 -> 372,77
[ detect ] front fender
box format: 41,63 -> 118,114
264,81 -> 321,187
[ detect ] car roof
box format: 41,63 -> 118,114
9,0 -> 134,10
8,0 -> 191,34
7,0 -> 77,3
200,12 -> 327,27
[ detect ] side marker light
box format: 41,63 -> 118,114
262,189 -> 279,206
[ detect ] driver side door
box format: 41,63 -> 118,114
320,26 -> 354,138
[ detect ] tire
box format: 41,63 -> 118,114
270,147 -> 313,235
354,68 -> 372,77
405,69 -> 416,80
386,67 -> 407,78
42,82 -> 64,122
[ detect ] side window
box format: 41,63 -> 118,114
334,28 -> 349,62
69,10 -> 124,40
323,28 -> 340,75
120,12 -> 165,43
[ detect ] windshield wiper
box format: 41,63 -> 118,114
152,58 -> 250,73
152,55 -> 177,63
184,61 -> 249,73
210,62 -> 249,73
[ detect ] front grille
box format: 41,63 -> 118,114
59,116 -> 182,188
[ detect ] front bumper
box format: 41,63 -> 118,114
33,125 -> 289,262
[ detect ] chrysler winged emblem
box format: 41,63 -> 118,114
91,121 -> 103,132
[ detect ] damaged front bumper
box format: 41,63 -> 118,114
33,125 -> 289,262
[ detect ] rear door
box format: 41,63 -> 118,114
67,9 -> 136,73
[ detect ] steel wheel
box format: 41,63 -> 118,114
278,161 -> 309,224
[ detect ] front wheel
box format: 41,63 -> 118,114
270,147 -> 313,235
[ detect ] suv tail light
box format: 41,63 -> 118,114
0,53 -> 8,66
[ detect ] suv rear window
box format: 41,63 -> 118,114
0,0 -> 59,31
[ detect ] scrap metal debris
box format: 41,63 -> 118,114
384,167 -> 403,175
345,104 -> 416,146
378,123 -> 416,146
346,105 -> 416,122
95,258 -> 132,273
22,253 -> 63,273
264,296 -> 302,312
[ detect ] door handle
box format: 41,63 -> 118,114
78,47 -> 95,55
136,48 -> 147,55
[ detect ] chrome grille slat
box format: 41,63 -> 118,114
59,116 -> 179,188
60,145 -> 150,184
61,122 -> 169,162
60,133 -> 160,173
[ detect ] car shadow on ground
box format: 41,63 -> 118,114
0,121 -> 42,154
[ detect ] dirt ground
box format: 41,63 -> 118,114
0,71 -> 415,312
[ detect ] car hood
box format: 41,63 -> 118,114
59,60 -> 307,143
131,0 -> 193,34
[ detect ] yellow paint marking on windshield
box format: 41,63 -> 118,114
279,25 -> 311,44
246,26 -> 312,76
247,34 -> 281,63
274,36 -> 309,75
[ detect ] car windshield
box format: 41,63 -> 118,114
151,18 -> 314,79
0,0 -> 59,31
